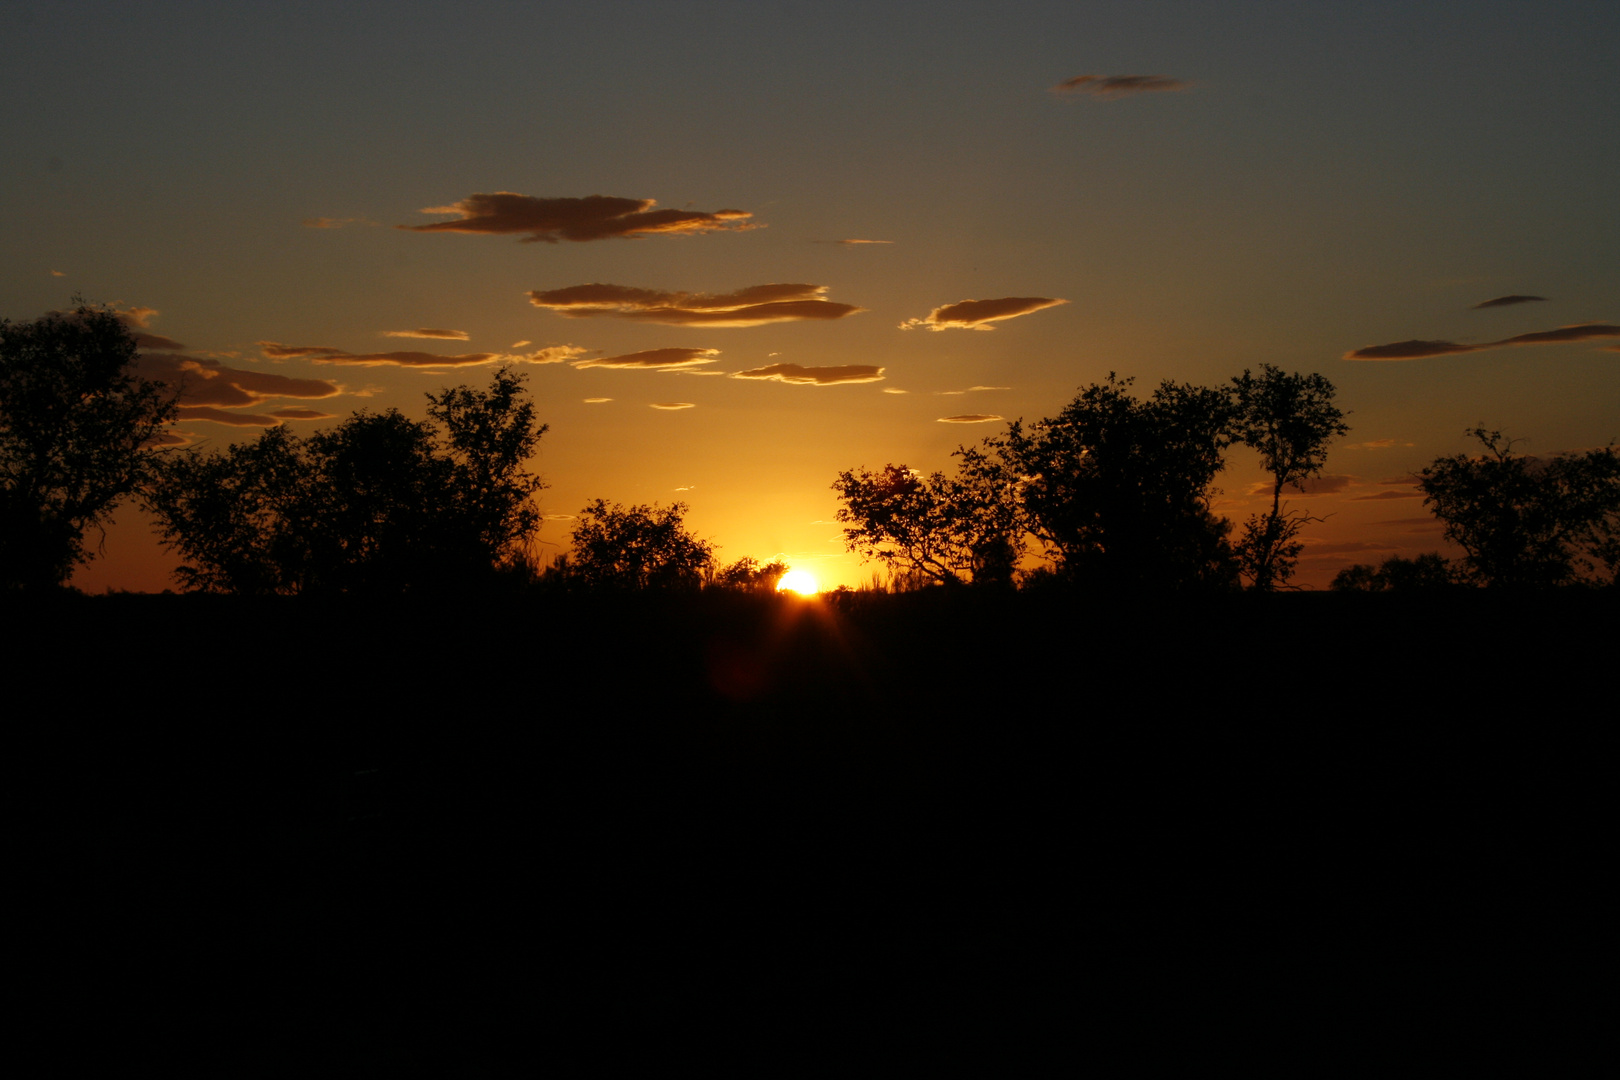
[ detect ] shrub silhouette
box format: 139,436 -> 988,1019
146,368 -> 546,594
560,499 -> 715,590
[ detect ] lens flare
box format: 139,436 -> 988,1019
776,568 -> 820,595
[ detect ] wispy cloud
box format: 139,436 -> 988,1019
1346,322 -> 1620,360
400,192 -> 755,243
136,353 -> 340,409
731,363 -> 884,385
258,340 -> 586,368
1350,489 -> 1424,501
50,269 -> 65,277
902,296 -> 1067,331
650,402 -> 696,410
583,398 -> 612,403
302,217 -> 373,229
572,348 -> 720,370
937,414 -> 1005,424
529,282 -> 861,327
1246,474 -> 1354,497
1050,75 -> 1188,99
269,407 -> 336,421
383,328 -> 470,340
1473,294 -> 1548,309
813,238 -> 894,245
883,388 -> 909,394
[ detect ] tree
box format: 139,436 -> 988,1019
711,556 -> 789,592
1330,553 -> 1454,592
146,368 -> 547,594
1417,428 -> 1619,587
1,305 -> 179,590
563,500 -> 715,589
832,461 -> 1020,587
983,375 -> 1238,590
1229,365 -> 1350,590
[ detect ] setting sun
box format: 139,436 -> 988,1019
776,568 -> 820,595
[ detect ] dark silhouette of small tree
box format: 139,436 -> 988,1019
832,462 -> 1020,587
146,368 -> 546,594
711,556 -> 789,592
1230,365 -> 1350,590
564,500 -> 714,589
1331,553 -> 1454,592
1,304 -> 179,590
982,375 -> 1238,590
1417,428 -> 1619,587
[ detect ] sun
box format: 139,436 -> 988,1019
776,568 -> 820,595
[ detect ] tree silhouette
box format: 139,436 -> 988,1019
1,305 -> 178,590
563,500 -> 714,589
1331,553 -> 1454,592
1230,366 -> 1350,590
147,368 -> 546,594
983,375 -> 1238,590
711,556 -> 789,592
1417,428 -> 1619,587
832,462 -> 1019,586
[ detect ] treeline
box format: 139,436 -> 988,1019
3,305 -> 1615,594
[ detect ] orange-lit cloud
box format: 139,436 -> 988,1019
1473,295 -> 1547,309
650,402 -> 696,410
813,238 -> 894,245
572,348 -> 720,370
302,217 -> 373,229
383,328 -> 470,340
529,282 -> 861,326
258,340 -> 584,367
95,305 -> 187,350
1346,322 -> 1620,360
50,270 -> 65,277
883,388 -> 909,394
270,407 -> 336,420
1245,474 -> 1354,497
401,192 -> 754,243
1051,75 -> 1188,98
731,363 -> 884,385
1350,489 -> 1424,501
583,398 -> 612,403
902,296 -> 1067,331
176,406 -> 285,427
136,353 -> 340,409
937,414 -> 1005,423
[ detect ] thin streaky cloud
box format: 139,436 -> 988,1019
1473,295 -> 1548,309
883,388 -> 909,394
583,398 -> 612,403
1245,474 -> 1354,497
1346,322 -> 1620,360
50,270 -> 65,277
572,348 -> 720,370
258,340 -> 585,367
650,402 -> 696,410
401,192 -> 755,243
937,414 -> 1005,424
136,353 -> 340,408
967,385 -> 1010,392
176,406 -> 285,427
269,408 -> 335,421
529,282 -> 861,327
1051,74 -> 1188,99
1350,490 -> 1425,501
383,328 -> 470,340
902,296 -> 1067,331
731,363 -> 884,386
812,239 -> 894,245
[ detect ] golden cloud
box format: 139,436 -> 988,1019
731,363 -> 884,385
1346,322 -> 1620,360
136,353 -> 340,409
937,414 -> 1006,423
383,328 -> 470,340
528,282 -> 862,326
572,348 -> 720,370
176,406 -> 285,427
1051,75 -> 1188,98
650,402 -> 696,410
400,192 -> 755,243
902,296 -> 1067,331
258,340 -> 585,368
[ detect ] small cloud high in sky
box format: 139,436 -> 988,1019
937,414 -> 1005,423
1050,75 -> 1188,98
571,348 -> 720,370
528,283 -> 862,326
1473,295 -> 1548,309
1346,322 -> 1620,360
400,193 -> 754,243
258,340 -> 585,367
136,353 -> 340,409
383,328 -> 470,340
902,297 -> 1067,331
650,402 -> 696,410
731,363 -> 884,385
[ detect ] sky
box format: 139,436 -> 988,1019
4,0 -> 1616,591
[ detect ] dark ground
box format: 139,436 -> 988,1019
10,588 -> 1613,1064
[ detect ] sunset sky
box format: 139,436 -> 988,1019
5,0 -> 1616,591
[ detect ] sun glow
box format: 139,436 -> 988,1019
776,568 -> 820,595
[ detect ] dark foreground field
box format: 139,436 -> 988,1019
11,588 -> 1614,1063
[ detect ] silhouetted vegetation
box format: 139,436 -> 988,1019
552,499 -> 716,590
1417,428 -> 1619,587
836,370 -> 1350,591
710,556 -> 790,591
146,368 -> 546,594
1,304 -> 178,590
1331,552 -> 1456,592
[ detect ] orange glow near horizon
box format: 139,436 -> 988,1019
776,568 -> 820,595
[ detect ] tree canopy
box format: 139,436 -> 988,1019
561,499 -> 715,590
1417,428 -> 1618,587
1,305 -> 178,590
146,368 -> 546,594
